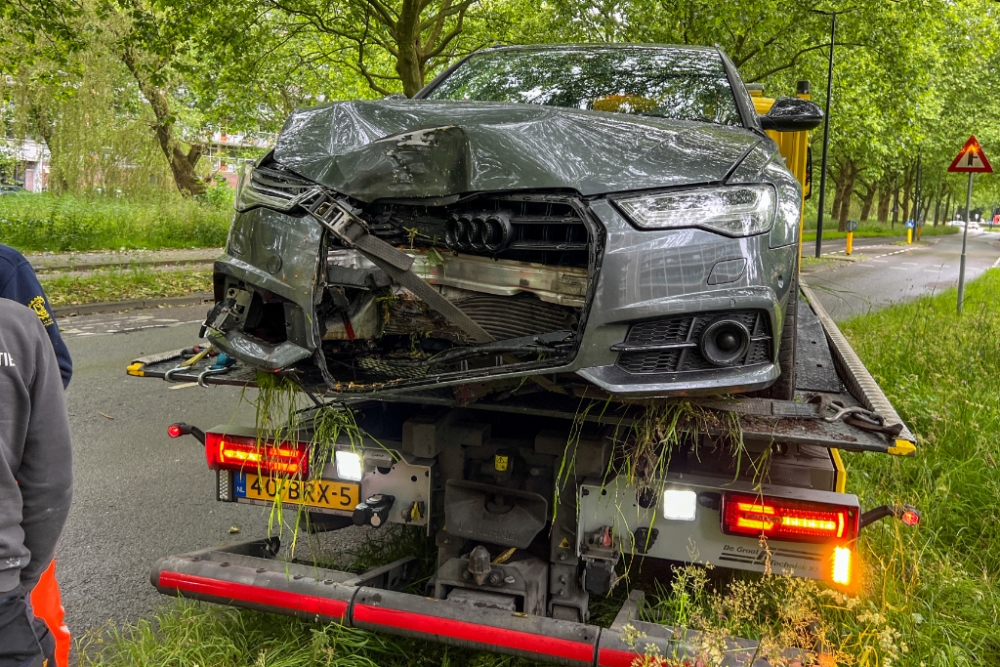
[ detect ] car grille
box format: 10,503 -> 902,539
363,195 -> 591,268
615,310 -> 772,374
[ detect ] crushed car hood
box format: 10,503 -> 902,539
273,100 -> 762,201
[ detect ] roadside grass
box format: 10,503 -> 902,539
78,272 -> 1000,665
801,223 -> 958,243
40,267 -> 211,306
0,192 -> 231,252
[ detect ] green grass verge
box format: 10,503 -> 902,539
801,223 -> 958,243
80,272 -> 1000,665
40,268 -> 211,306
0,192 -> 232,252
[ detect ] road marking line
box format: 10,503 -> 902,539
889,267 -> 909,271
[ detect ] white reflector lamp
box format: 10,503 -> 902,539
335,450 -> 364,482
662,489 -> 698,521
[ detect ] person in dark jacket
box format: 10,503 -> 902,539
0,298 -> 73,667
0,244 -> 72,388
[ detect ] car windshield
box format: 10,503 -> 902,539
426,47 -> 743,126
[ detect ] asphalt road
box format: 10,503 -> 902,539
804,230 -> 1000,320
57,309 -> 262,633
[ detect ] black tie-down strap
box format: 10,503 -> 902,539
304,195 -> 494,344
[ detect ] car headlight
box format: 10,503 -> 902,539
235,163 -> 320,213
615,185 -> 776,237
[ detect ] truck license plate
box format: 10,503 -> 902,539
236,473 -> 359,511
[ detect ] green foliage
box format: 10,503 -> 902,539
0,193 -> 230,251
800,222 -> 959,242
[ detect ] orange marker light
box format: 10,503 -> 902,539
832,546 -> 852,585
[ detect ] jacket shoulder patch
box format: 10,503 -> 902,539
27,296 -> 54,327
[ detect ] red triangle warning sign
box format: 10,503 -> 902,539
948,135 -> 993,173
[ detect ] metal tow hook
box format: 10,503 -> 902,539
165,346 -> 213,382
197,353 -> 236,387
807,394 -> 902,437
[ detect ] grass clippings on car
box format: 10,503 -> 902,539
40,268 -> 212,306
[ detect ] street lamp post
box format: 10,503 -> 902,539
814,11 -> 837,258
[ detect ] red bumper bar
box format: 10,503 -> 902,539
152,540 -> 794,667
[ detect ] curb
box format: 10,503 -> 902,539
53,293 -> 213,318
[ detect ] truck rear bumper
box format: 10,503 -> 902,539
152,539 -> 801,667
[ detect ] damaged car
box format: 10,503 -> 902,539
203,44 -> 823,399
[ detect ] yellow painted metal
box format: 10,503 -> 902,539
126,362 -> 145,377
846,231 -> 853,255
887,439 -> 917,457
829,448 -> 847,493
749,88 -> 812,270
907,228 -> 913,244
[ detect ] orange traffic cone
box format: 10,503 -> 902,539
30,560 -> 70,667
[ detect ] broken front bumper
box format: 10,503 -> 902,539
153,539 -> 798,667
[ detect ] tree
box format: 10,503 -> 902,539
258,0 -> 481,96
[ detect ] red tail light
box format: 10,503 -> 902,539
205,432 -> 309,477
721,492 -> 858,543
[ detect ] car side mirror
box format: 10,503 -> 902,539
758,97 -> 824,132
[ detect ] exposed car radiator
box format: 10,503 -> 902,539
453,295 -> 578,340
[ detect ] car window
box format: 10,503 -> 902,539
426,48 -> 743,126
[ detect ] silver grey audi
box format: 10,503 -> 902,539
202,44 -> 822,400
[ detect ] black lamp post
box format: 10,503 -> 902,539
813,10 -> 837,258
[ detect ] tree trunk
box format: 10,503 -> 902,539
859,182 -> 877,221
876,180 -> 892,223
838,166 -> 857,232
943,190 -> 952,223
121,49 -> 206,197
901,166 -> 914,223
394,0 -> 425,97
830,171 -> 846,223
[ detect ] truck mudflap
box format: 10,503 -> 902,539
153,539 -> 806,667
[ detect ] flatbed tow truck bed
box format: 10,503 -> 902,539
126,282 -> 916,667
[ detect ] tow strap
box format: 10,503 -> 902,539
304,194 -> 494,344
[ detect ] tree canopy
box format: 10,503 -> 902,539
2,0 -> 998,215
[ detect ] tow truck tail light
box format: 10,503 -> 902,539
721,492 -> 859,543
204,432 -> 309,477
